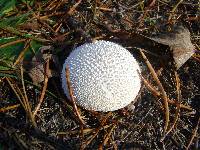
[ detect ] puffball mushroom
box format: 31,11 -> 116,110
61,40 -> 141,112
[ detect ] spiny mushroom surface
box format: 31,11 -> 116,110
61,40 -> 141,112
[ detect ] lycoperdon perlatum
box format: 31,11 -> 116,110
61,40 -> 141,112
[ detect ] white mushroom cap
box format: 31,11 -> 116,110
61,40 -> 141,112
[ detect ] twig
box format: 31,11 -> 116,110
33,58 -> 50,117
39,12 -> 65,20
138,0 -> 156,28
168,0 -> 184,21
57,125 -> 111,136
6,77 -> 26,109
169,100 -> 192,111
186,117 -> 200,150
141,74 -> 161,97
26,4 -> 57,36
65,66 -> 85,126
102,123 -> 117,146
67,0 -> 82,15
12,132 -> 29,149
13,39 -> 31,67
20,65 -> 37,129
45,0 -> 58,10
161,71 -> 181,141
55,23 -> 63,33
0,26 -> 50,43
140,49 -> 170,133
97,7 -> 113,12
140,74 -> 164,110
81,112 -> 112,149
0,104 -> 20,112
79,125 -> 84,150
141,74 -> 192,111
0,39 -> 26,49
92,0 -> 97,20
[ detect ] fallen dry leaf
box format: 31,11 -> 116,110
150,26 -> 195,69
28,46 -> 59,85
101,23 -> 195,69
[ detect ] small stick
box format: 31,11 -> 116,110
92,0 -> 97,19
192,56 -> 200,63
79,125 -> 84,147
20,65 -> 37,129
168,0 -> 184,21
140,49 -> 170,133
67,0 -> 82,15
186,117 -> 200,150
45,0 -> 57,10
81,112 -> 112,149
0,39 -> 26,49
141,74 -> 161,97
6,77 -> 26,109
140,74 -> 164,110
65,66 -> 85,126
141,75 -> 192,111
138,0 -> 156,28
55,23 -> 63,33
0,104 -> 20,112
39,12 -> 65,20
57,125 -> 111,136
169,99 -> 192,111
102,123 -> 117,146
97,7 -> 113,12
33,58 -> 50,117
0,26 -> 50,43
13,39 -> 31,67
161,71 -> 181,141
26,3 -> 56,35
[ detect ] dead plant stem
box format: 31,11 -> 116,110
66,66 -> 85,126
140,49 -> 170,133
186,117 -> 200,150
20,65 -> 37,128
33,58 -> 50,117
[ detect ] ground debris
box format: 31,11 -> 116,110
0,0 -> 199,149
28,46 -> 59,85
150,25 -> 195,69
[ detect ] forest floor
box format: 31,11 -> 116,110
0,0 -> 199,149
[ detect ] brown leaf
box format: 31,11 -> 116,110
28,46 -> 59,85
150,26 -> 195,69
19,21 -> 40,31
103,23 -> 194,69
